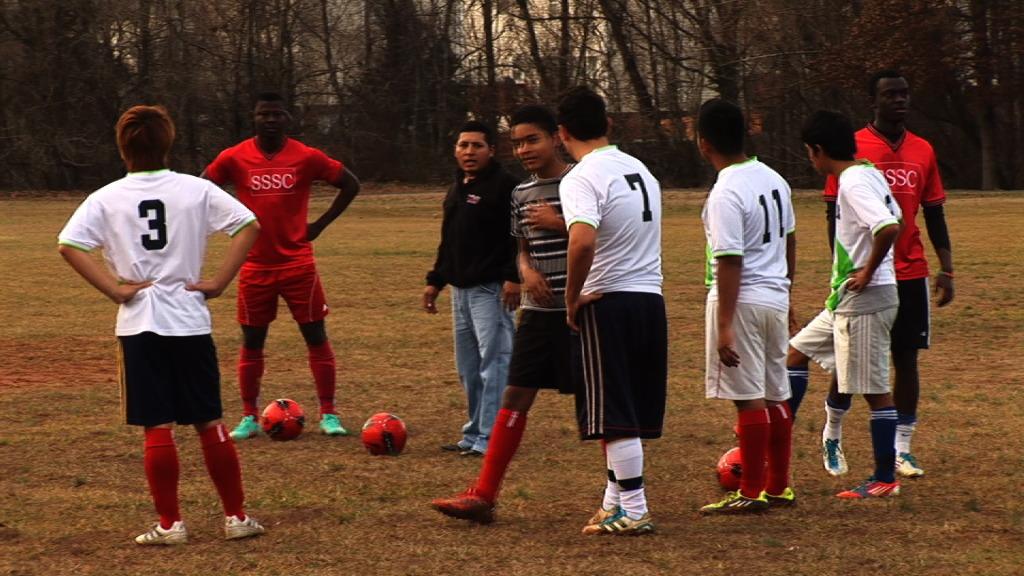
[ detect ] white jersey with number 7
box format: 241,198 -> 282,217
559,145 -> 662,296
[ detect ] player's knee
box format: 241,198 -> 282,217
787,346 -> 808,368
892,348 -> 919,373
864,393 -> 894,411
193,419 -> 222,434
502,386 -> 537,412
241,325 -> 268,349
299,321 -> 327,346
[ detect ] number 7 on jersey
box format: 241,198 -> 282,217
624,173 -> 653,222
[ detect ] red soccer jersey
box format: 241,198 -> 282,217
206,137 -> 343,270
823,124 -> 945,280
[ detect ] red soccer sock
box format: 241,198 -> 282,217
307,342 -> 337,415
766,403 -> 794,495
143,428 -> 181,529
238,347 -> 264,417
473,409 -> 527,503
737,408 -> 771,499
199,424 -> 246,519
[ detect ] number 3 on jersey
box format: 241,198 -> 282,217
138,199 -> 167,250
624,173 -> 653,222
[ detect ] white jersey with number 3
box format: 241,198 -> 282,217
559,146 -> 662,295
58,170 -> 256,336
702,158 -> 795,312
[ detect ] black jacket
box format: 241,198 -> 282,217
426,161 -> 520,289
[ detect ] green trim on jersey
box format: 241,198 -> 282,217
712,250 -> 743,258
58,239 -> 92,253
229,217 -> 258,237
871,219 -> 899,236
704,244 -> 713,288
567,216 -> 598,229
719,156 -> 757,175
826,240 -> 856,311
127,169 -> 171,176
594,145 -> 619,153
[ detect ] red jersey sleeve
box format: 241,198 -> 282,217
307,147 -> 344,184
921,149 -> 946,207
204,148 -> 235,185
823,174 -> 838,201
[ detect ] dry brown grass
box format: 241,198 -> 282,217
1,187 -> 1022,576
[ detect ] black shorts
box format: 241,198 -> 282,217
508,309 -> 574,394
572,292 -> 667,440
118,332 -> 223,427
891,277 -> 930,351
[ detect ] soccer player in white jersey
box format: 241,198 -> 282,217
558,87 -> 666,535
789,110 -> 904,499
57,106 -> 266,544
696,100 -> 797,514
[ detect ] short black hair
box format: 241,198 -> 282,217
459,120 -> 494,145
801,110 -> 856,161
868,69 -> 906,99
255,91 -> 286,105
557,86 -> 608,140
510,104 -> 558,134
697,99 -> 745,156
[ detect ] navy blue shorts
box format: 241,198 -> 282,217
118,332 -> 223,427
572,293 -> 667,440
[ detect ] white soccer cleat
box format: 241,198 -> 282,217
135,520 -> 188,545
896,452 -> 925,477
224,514 -> 266,540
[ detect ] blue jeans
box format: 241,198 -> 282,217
451,282 -> 513,453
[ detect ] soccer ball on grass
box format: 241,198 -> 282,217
260,399 -> 306,441
361,412 -> 407,455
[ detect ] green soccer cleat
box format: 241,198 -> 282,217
319,413 -> 350,436
762,487 -> 797,507
700,490 -> 770,515
822,438 -> 849,477
135,521 -> 188,546
230,415 -> 262,441
896,452 -> 925,477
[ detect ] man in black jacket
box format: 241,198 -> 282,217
423,121 -> 521,456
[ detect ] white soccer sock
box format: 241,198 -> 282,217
895,422 -> 916,454
602,477 -> 620,511
606,438 -> 647,519
618,487 -> 647,520
822,403 -> 848,442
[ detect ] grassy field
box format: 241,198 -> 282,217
1,187 -> 1022,575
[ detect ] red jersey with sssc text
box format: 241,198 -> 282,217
823,125 -> 945,280
205,137 -> 343,270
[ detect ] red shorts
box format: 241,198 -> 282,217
237,263 -> 329,327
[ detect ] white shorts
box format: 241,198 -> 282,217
789,307 -> 898,395
705,301 -> 790,401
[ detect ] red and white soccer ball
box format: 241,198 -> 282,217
260,399 -> 306,441
361,412 -> 407,456
717,447 -> 743,491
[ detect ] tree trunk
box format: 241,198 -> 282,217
515,0 -> 552,97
